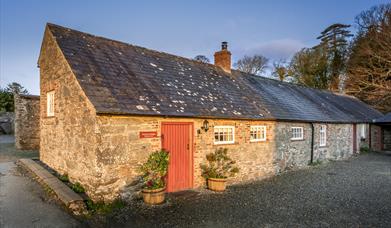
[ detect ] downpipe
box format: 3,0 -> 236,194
310,123 -> 314,164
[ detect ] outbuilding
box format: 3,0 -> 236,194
38,24 -> 383,201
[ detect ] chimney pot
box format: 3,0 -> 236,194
214,42 -> 231,73
221,41 -> 228,50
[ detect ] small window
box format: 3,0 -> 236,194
250,126 -> 267,142
47,91 -> 55,116
214,126 -> 235,144
360,125 -> 366,139
319,125 -> 327,146
291,127 -> 303,140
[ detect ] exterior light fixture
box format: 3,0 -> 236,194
202,120 -> 209,132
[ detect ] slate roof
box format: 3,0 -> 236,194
45,23 -> 383,123
374,113 -> 391,124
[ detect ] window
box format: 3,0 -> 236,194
359,124 -> 366,139
319,125 -> 327,146
214,126 -> 235,144
47,91 -> 55,116
291,127 -> 303,140
250,126 -> 267,142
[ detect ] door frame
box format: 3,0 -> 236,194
161,122 -> 194,191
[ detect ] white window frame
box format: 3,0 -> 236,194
291,127 -> 304,140
46,91 -> 55,117
214,126 -> 235,145
250,125 -> 267,142
360,124 -> 366,139
319,125 -> 327,147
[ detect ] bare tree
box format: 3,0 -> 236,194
346,3 -> 391,113
234,55 -> 269,76
194,55 -> 210,63
272,59 -> 290,82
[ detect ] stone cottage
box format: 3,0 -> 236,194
38,23 -> 383,201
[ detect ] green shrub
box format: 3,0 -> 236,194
360,144 -> 371,153
71,182 -> 85,193
309,160 -> 322,166
58,173 -> 69,182
139,150 -> 169,190
85,199 -> 126,214
200,148 -> 239,179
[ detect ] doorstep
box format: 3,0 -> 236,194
18,158 -> 86,215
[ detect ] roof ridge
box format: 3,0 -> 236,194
47,23 -> 229,74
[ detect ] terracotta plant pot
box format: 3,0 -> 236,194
142,187 -> 165,205
207,178 -> 227,191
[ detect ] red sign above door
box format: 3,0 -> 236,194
139,131 -> 158,138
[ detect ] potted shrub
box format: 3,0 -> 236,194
200,148 -> 239,192
139,150 -> 169,204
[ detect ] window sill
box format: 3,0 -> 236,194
291,138 -> 304,141
250,139 -> 267,143
213,142 -> 236,146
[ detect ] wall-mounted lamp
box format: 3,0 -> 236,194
201,120 -> 209,132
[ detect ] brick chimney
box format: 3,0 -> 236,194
214,41 -> 231,73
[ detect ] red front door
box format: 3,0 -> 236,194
161,122 -> 193,192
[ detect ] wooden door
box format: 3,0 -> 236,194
161,122 -> 193,192
353,124 -> 357,153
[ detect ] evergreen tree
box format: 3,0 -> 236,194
316,23 -> 353,91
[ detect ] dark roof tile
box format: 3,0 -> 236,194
46,23 -> 383,123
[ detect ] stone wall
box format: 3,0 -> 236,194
95,115 -> 277,201
0,112 -> 14,134
275,122 -> 354,171
14,94 -> 40,149
312,124 -> 353,161
275,122 -> 311,171
39,27 -> 100,199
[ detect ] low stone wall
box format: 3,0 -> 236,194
14,94 -> 40,150
0,112 -> 14,134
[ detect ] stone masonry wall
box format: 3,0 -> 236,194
275,122 -> 312,171
312,124 -> 353,161
276,122 -> 354,172
95,115 -> 277,201
14,94 -> 40,150
39,28 -> 100,199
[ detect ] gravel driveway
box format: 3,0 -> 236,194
106,153 -> 391,228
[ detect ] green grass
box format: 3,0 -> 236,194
309,160 -> 322,166
58,173 -> 69,182
70,182 -> 85,193
85,199 -> 126,215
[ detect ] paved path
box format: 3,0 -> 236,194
0,135 -> 83,228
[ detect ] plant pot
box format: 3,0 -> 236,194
142,187 -> 165,205
207,178 -> 227,191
